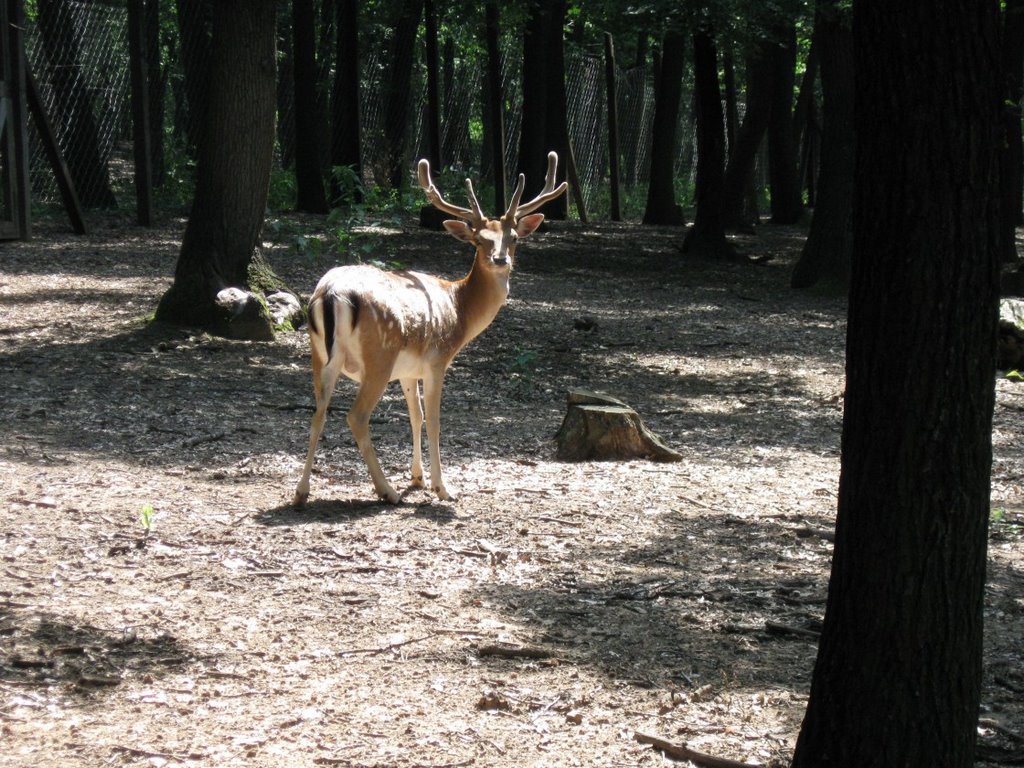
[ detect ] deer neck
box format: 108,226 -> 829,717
454,259 -> 510,346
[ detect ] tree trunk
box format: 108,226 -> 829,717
155,0 -> 279,340
516,1 -> 550,201
722,44 -> 738,156
331,0 -> 362,204
790,0 -> 854,291
540,0 -> 569,219
792,36 -> 819,185
999,0 -> 1024,262
290,0 -> 325,214
641,30 -> 685,226
442,37 -> 468,169
482,0 -> 505,210
790,3 -> 1000,767
422,0 -> 442,168
683,29 -> 733,258
766,20 -> 803,224
293,0 -> 328,213
145,0 -> 165,186
36,0 -> 118,208
174,0 -> 212,157
721,42 -> 773,231
383,0 -> 425,190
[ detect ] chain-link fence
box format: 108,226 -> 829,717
23,1 -> 698,221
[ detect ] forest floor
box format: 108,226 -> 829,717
1,213 -> 1023,768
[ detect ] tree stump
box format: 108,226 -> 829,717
555,390 -> 682,462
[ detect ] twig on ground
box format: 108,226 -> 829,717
795,526 -> 836,542
338,634 -> 434,657
764,620 -> 821,640
476,643 -> 556,660
634,732 -> 760,768
112,744 -> 199,761
183,431 -> 227,449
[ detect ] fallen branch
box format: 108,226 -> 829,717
764,621 -> 820,640
338,634 -> 434,657
634,732 -> 760,768
476,643 -> 556,660
183,431 -> 226,449
112,744 -> 200,762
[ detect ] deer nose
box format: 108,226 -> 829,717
492,253 -> 509,266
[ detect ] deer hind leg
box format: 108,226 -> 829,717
294,348 -> 340,507
422,368 -> 455,501
347,359 -> 401,504
401,378 -> 425,488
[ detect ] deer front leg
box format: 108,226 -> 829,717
422,369 -> 455,501
401,378 -> 425,488
348,368 -> 401,504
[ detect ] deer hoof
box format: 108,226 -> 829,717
293,491 -> 309,508
434,485 -> 457,502
409,473 -> 425,488
377,486 -> 402,505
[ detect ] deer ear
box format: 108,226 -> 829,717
443,220 -> 475,242
515,213 -> 545,238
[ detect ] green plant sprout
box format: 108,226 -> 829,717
139,504 -> 154,535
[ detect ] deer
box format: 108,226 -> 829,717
293,152 -> 568,506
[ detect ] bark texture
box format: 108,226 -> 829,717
155,0 -> 278,339
791,0 -> 854,291
293,0 -> 328,213
682,29 -> 733,258
791,2 -> 1001,766
642,30 -> 686,226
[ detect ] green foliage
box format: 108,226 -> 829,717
991,507 -> 1023,539
506,348 -> 541,398
1006,370 -> 1024,382
267,167 -> 298,211
139,504 -> 154,534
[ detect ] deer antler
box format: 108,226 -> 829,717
417,159 -> 486,227
503,151 -> 569,223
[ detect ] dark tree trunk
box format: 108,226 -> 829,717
442,37 -> 468,169
482,0 -> 505,210
541,0 -> 569,219
293,0 -> 328,213
276,8 -> 295,170
721,42 -> 773,231
174,0 -> 212,156
792,36 -> 819,184
516,1 -> 550,200
36,0 -> 118,208
790,3 -> 1000,767
331,0 -> 362,203
422,0 -> 441,168
145,0 -> 165,186
155,0 -> 279,339
383,0 -> 425,190
999,0 -> 1024,262
766,20 -> 803,224
722,44 -> 738,156
641,30 -> 685,226
791,0 -> 854,291
683,29 -> 733,258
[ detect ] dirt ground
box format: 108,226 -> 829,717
1,213 -> 1022,768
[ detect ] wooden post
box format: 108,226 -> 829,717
127,0 -> 153,226
25,68 -> 86,234
604,32 -> 621,221
484,0 -> 505,210
2,0 -> 31,238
